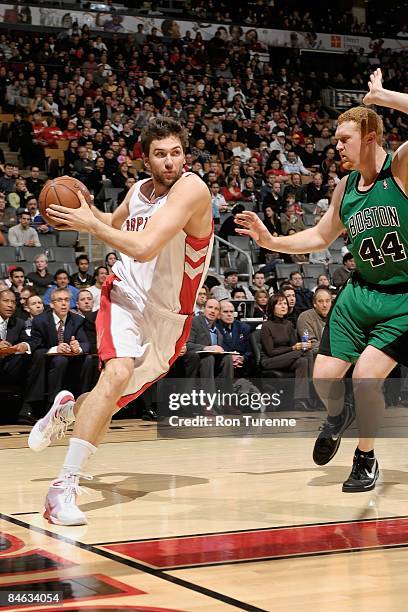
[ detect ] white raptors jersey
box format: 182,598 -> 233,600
112,174 -> 214,315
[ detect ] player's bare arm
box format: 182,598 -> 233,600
363,67 -> 408,188
46,174 -> 211,262
235,177 -> 346,254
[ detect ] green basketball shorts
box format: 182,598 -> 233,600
319,278 -> 408,366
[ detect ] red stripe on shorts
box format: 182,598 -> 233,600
96,273 -> 117,363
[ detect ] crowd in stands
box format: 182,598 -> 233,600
0,15 -> 407,420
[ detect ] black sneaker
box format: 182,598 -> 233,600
342,452 -> 379,493
312,401 -> 355,466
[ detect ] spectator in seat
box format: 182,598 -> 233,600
88,266 -> 108,311
104,251 -> 118,274
332,252 -> 355,288
117,176 -> 136,207
70,254 -> 94,289
224,269 -> 253,300
283,172 -> 306,203
253,289 -> 269,319
8,177 -> 32,209
221,177 -> 244,204
280,283 -> 300,327
9,267 -> 28,303
218,203 -> 245,241
289,271 -> 313,313
26,254 -> 54,297
231,288 -> 247,301
260,292 -> 313,411
26,197 -> 50,234
194,286 -> 208,315
73,146 -> 94,183
0,289 -> 31,385
74,289 -> 97,351
112,162 -> 133,190
297,287 -> 333,356
43,269 -> 79,309
280,201 -> 305,235
308,219 -> 333,264
25,166 -> 44,200
210,182 -> 227,226
0,163 -> 16,195
15,286 -> 36,320
8,210 -> 41,248
24,293 -> 44,335
263,180 -> 285,214
217,300 -> 253,376
250,271 -> 271,296
312,274 -> 336,294
282,150 -> 311,176
64,139 -> 79,174
17,287 -> 93,425
306,172 -> 328,204
186,298 -> 234,412
86,156 -> 112,197
0,191 -> 17,232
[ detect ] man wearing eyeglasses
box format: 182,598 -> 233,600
17,287 -> 92,425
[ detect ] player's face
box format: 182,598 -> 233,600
145,136 -> 185,189
335,121 -> 362,170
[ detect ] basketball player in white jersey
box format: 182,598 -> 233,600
27,117 -> 214,525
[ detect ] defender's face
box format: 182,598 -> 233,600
145,136 -> 185,189
335,121 -> 362,170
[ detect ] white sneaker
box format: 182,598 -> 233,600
43,473 -> 91,526
28,390 -> 75,452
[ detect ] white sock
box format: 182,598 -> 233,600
58,400 -> 76,423
58,438 -> 97,479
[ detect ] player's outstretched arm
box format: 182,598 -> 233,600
235,177 -> 346,254
364,68 -> 408,186
363,68 -> 408,114
45,175 -> 211,262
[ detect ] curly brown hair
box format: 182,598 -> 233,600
141,116 -> 188,156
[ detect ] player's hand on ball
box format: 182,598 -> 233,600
46,191 -> 96,232
363,68 -> 383,106
235,211 -> 270,247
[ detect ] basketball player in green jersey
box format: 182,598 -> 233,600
236,68 -> 408,492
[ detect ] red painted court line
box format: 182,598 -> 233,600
103,518 -> 408,568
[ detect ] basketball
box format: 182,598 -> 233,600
38,176 -> 92,228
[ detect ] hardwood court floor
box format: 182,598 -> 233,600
1,410 -> 408,611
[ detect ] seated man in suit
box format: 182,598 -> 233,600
0,289 -> 31,388
186,298 -> 234,413
74,289 -> 97,353
17,287 -> 93,424
217,300 -> 253,377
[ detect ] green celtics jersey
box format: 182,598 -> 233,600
340,154 -> 408,285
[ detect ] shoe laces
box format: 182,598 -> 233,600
43,410 -> 72,440
350,454 -> 370,479
59,472 -> 93,503
319,419 -> 339,437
